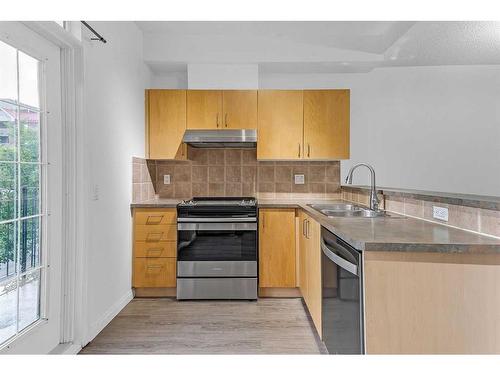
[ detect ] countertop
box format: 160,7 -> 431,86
131,198 -> 500,253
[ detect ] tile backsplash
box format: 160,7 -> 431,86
343,188 -> 500,238
137,147 -> 341,200
132,157 -> 156,202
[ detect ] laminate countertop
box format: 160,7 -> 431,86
131,198 -> 500,253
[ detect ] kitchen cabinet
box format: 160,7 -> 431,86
187,90 -> 223,129
304,89 -> 350,159
298,210 -> 322,338
147,89 -> 187,159
186,90 -> 257,129
222,90 -> 257,129
257,90 -> 304,160
258,208 -> 296,288
364,251 -> 500,354
132,208 -> 177,295
258,89 -> 350,160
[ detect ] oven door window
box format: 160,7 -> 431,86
177,224 -> 257,261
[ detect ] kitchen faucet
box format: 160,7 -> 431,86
344,163 -> 380,211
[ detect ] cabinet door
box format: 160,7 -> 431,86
222,90 -> 257,129
259,208 -> 296,287
298,210 -> 309,301
257,90 -> 304,159
148,90 -> 187,159
306,217 -> 322,338
187,90 -> 223,129
304,89 -> 350,159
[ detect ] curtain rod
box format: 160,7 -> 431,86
81,21 -> 107,43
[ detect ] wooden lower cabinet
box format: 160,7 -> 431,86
258,208 -> 296,288
133,258 -> 176,288
132,208 -> 177,292
364,251 -> 500,354
298,210 -> 322,338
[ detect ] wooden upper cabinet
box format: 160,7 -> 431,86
304,89 -> 350,159
257,90 -> 304,160
147,89 -> 187,159
222,90 -> 257,129
259,208 -> 296,288
187,90 -> 223,129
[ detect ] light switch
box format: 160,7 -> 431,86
92,184 -> 99,201
163,175 -> 171,185
294,174 -> 305,185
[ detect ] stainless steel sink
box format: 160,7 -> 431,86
308,203 -> 403,219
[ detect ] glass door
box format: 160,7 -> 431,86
0,23 -> 62,353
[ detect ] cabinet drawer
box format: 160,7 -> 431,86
134,224 -> 177,242
133,257 -> 176,288
134,241 -> 177,258
134,209 -> 176,225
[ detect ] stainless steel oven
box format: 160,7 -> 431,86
176,197 -> 258,300
321,227 -> 364,354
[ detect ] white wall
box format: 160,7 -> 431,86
187,64 -> 258,89
82,21 -> 150,343
260,66 -> 500,196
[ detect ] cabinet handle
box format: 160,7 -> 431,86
216,113 -> 219,127
147,248 -> 163,256
302,218 -> 307,237
146,215 -> 164,225
298,143 -> 301,157
307,143 -> 311,158
306,220 -> 310,239
146,232 -> 163,241
262,213 -> 265,230
225,113 -> 228,127
147,264 -> 163,270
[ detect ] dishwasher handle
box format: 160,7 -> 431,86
321,238 -> 359,276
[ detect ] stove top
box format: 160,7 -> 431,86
178,197 -> 257,207
177,197 -> 257,218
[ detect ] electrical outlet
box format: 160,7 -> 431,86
294,174 -> 305,185
163,175 -> 171,185
433,206 -> 449,221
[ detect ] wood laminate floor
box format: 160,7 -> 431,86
80,298 -> 326,354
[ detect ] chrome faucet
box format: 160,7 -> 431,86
345,163 -> 380,211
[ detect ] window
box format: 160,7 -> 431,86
0,39 -> 43,345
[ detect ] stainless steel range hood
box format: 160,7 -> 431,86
182,129 -> 257,148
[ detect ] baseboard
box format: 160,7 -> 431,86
134,287 -> 176,297
259,287 -> 302,298
50,343 -> 82,355
85,289 -> 133,345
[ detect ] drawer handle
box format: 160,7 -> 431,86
146,215 -> 164,225
147,265 -> 163,270
146,232 -> 164,241
147,248 -> 163,256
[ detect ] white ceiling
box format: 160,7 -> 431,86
136,21 -> 500,74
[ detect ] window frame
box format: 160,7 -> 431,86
0,22 -> 63,353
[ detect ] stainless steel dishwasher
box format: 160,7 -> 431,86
321,227 -> 364,354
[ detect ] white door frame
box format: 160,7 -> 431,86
21,21 -> 89,354
0,21 -> 88,354
0,21 -> 63,354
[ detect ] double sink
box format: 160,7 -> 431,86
308,203 -> 403,219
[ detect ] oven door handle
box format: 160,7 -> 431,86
178,222 -> 257,231
321,238 -> 359,276
177,217 -> 256,223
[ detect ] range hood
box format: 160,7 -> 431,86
182,129 -> 257,148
